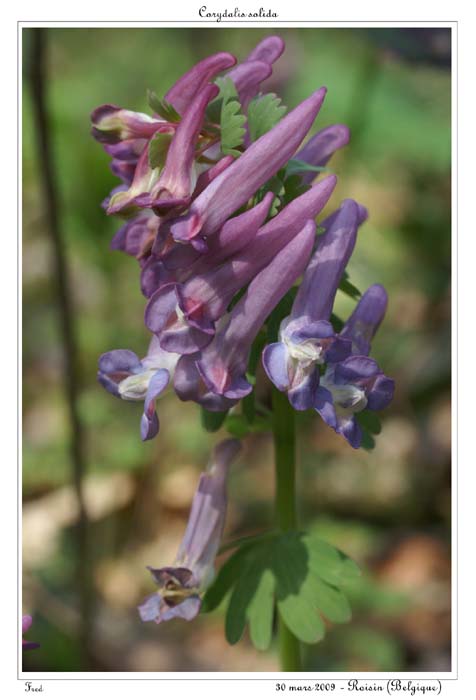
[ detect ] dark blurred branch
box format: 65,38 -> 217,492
26,28 -> 93,669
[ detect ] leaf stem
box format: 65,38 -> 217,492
272,387 -> 302,671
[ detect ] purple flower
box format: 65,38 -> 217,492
97,336 -> 179,441
164,52 -> 236,115
262,199 -> 363,410
133,84 -> 219,215
168,88 -> 328,250
138,439 -> 241,624
294,124 -> 350,184
90,105 -> 169,144
22,615 -> 40,651
315,285 -> 395,448
145,176 -> 336,355
190,220 -> 317,401
110,211 -> 161,258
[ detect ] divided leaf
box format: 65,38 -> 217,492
247,93 -> 287,142
147,90 -> 181,122
203,531 -> 359,650
285,159 -> 329,177
220,98 -> 246,157
338,270 -> 362,300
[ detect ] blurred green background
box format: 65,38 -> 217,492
22,27 -> 451,672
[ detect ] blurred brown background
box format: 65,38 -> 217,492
22,27 -> 451,672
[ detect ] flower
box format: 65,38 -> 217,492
168,88 -> 328,250
262,199 -> 363,410
138,439 -> 241,624
22,615 -> 40,651
145,176 -> 336,355
97,336 -> 179,441
294,124 -> 350,185
190,220 -> 317,401
314,284 -> 395,448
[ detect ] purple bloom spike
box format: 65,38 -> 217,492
22,615 -> 40,651
245,35 -> 285,65
91,105 -> 169,144
294,124 -> 350,184
97,336 -> 179,441
165,52 -> 237,115
169,88 -> 328,249
138,439 -> 241,624
145,179 -> 335,355
263,199 -> 361,410
195,220 -> 316,399
314,284 -> 394,448
134,84 -> 219,215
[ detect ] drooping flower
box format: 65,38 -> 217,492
314,284 -> 395,448
138,439 -> 241,624
262,199 -> 363,410
97,336 -> 179,441
22,615 -> 40,651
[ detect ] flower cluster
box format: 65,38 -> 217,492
94,35 -> 394,449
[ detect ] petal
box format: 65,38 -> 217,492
165,52 -> 236,115
295,124 -> 350,184
245,36 -> 285,64
334,356 -> 380,385
366,374 -> 395,411
22,615 -> 32,633
98,349 -> 141,374
314,385 -> 338,429
341,284 -> 389,355
338,416 -> 362,449
262,342 -> 291,391
169,88 -> 328,245
161,595 -> 202,622
288,368 -> 320,411
137,592 -> 162,622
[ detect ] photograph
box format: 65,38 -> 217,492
21,25 -> 452,674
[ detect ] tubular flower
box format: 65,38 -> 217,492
314,284 -> 395,448
145,177 -> 336,354
262,199 -> 362,410
193,220 -> 317,401
138,439 -> 241,624
22,616 -> 40,651
294,124 -> 350,185
168,88 -> 328,250
97,336 -> 179,441
133,84 -> 219,215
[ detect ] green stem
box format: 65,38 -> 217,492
272,387 -> 301,672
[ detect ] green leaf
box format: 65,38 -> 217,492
200,407 -> 229,433
338,275 -> 362,300
148,131 -> 173,170
247,93 -> 287,142
285,159 -> 329,176
304,534 -> 361,587
281,174 -> 311,208
220,98 -> 246,157
330,313 -> 344,333
147,90 -> 181,122
360,429 -> 376,451
202,545 -> 253,612
311,576 -> 352,624
224,414 -> 271,438
357,410 -> 382,435
247,568 -> 275,650
225,547 -> 271,645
